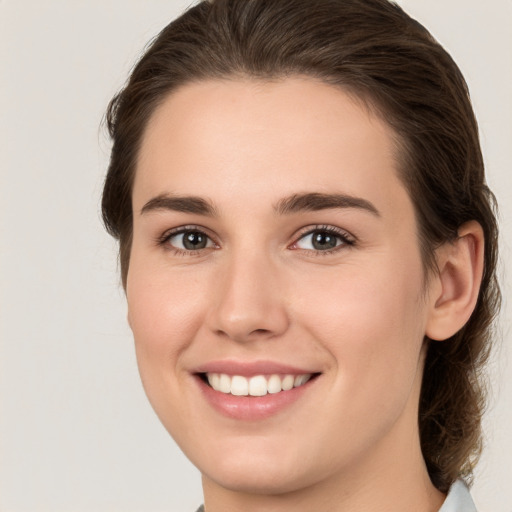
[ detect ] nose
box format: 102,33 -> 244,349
206,250 -> 290,343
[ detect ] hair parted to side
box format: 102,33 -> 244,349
102,0 -> 500,493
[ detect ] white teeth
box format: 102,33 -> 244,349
206,372 -> 313,396
294,374 -> 310,387
231,375 -> 248,396
248,375 -> 268,396
219,373 -> 231,393
207,373 -> 220,390
281,375 -> 295,391
267,374 -> 282,394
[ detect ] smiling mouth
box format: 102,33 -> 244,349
199,372 -> 319,397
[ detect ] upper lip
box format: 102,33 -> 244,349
192,359 -> 320,377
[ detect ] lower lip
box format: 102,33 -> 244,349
195,376 -> 316,421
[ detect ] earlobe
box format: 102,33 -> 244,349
425,221 -> 484,341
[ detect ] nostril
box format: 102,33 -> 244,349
252,329 -> 271,335
214,327 -> 273,342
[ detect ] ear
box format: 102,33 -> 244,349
425,220 -> 485,341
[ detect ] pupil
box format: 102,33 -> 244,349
312,231 -> 337,250
183,231 -> 207,250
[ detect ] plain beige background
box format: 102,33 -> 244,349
1,1 -> 510,510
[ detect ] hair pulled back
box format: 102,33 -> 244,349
102,0 -> 500,492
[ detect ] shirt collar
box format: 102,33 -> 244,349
438,479 -> 477,512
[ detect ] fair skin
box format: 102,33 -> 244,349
127,78 -> 483,512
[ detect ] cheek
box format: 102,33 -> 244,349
126,261 -> 211,428
295,257 -> 427,399
126,256 -> 208,380
298,259 -> 425,339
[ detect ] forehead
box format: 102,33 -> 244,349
134,77 -> 410,220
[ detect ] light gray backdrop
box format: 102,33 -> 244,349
1,1 -> 510,511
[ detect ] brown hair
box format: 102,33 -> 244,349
102,0 -> 500,492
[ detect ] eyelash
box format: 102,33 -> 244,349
157,225 -> 218,256
291,225 -> 356,255
157,224 -> 356,256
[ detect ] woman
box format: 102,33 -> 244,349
102,0 -> 500,510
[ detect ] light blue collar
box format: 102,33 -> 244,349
439,479 -> 477,512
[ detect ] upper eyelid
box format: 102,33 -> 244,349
293,224 -> 356,242
160,224 -> 214,238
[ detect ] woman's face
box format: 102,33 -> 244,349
128,78 -> 437,495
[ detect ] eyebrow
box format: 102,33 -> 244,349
140,194 -> 218,216
140,192 -> 380,218
274,192 -> 381,217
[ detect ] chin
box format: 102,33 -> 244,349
204,464 -> 312,496
194,442 -> 329,497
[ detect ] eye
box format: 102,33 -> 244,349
293,226 -> 354,252
160,228 -> 216,252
